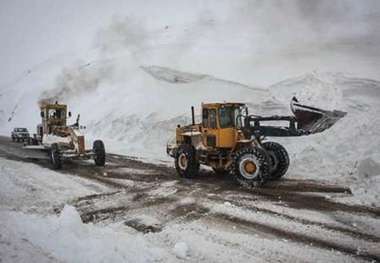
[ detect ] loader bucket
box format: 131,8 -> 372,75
290,97 -> 346,134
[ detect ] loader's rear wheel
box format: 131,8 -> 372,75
263,141 -> 289,180
175,144 -> 199,178
233,147 -> 270,187
93,140 -> 106,166
49,143 -> 62,170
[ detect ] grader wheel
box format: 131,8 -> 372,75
49,143 -> 62,170
93,140 -> 106,166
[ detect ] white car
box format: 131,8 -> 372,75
11,128 -> 30,142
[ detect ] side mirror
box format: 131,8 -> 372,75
40,111 -> 44,118
68,111 -> 72,117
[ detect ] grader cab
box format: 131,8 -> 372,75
26,102 -> 106,169
167,98 -> 346,186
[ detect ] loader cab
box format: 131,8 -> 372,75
201,103 -> 247,148
40,103 -> 68,135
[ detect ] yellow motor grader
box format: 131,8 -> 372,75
167,98 -> 345,186
25,102 -> 105,169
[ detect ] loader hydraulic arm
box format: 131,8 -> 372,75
243,115 -> 310,138
241,97 -> 346,138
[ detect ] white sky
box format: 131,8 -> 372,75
0,0 -> 379,87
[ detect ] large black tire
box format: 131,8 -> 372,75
11,136 -> 15,142
93,140 -> 106,166
232,147 -> 270,187
49,143 -> 62,170
175,144 -> 199,178
262,141 -> 289,180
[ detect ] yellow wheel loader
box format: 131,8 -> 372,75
25,102 -> 105,169
167,97 -> 346,187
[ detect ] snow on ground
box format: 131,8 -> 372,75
0,158 -> 108,214
145,218 -> 359,263
0,206 -> 173,263
0,157 -> 176,262
1,157 -> 364,263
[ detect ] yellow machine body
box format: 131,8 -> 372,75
176,102 -> 246,149
172,102 -> 250,171
40,103 -> 68,135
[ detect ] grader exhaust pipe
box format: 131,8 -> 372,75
191,106 -> 195,125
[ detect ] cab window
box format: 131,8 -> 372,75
219,107 -> 235,128
209,109 -> 217,129
202,109 -> 208,127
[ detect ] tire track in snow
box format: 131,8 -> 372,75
209,213 -> 380,262
1,135 -> 380,262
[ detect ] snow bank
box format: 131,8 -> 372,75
269,73 -> 380,206
173,242 -> 189,259
0,206 -> 172,263
0,157 -> 109,213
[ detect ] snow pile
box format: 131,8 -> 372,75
58,205 -> 83,230
270,72 -> 345,110
270,73 -> 380,205
0,205 -> 171,263
173,242 -> 189,259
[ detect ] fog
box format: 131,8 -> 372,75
1,0 -> 379,91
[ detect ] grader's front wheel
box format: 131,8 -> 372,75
49,143 -> 62,170
93,140 -> 106,166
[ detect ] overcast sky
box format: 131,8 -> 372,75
1,0 -> 379,87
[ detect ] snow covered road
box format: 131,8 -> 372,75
1,136 -> 379,262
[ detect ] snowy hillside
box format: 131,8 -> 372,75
1,56 -> 380,206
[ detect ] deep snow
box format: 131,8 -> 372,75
0,206 -> 172,263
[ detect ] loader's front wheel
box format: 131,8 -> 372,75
93,140 -> 106,166
263,141 -> 289,180
175,144 -> 199,178
233,147 -> 270,187
49,143 -> 62,170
